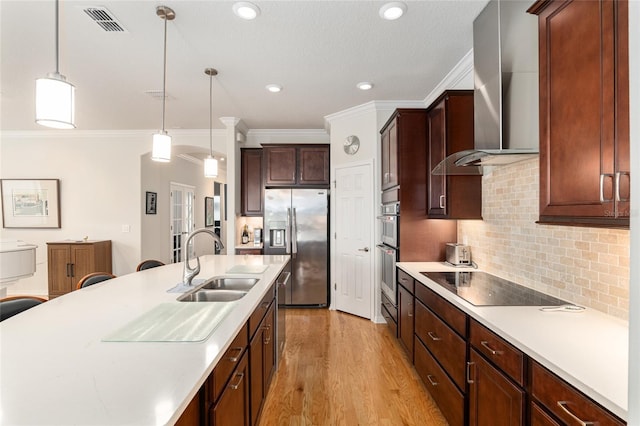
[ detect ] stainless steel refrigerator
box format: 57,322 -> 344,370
264,188 -> 328,306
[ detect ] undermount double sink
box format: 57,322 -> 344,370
178,277 -> 259,302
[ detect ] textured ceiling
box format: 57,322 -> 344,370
0,0 -> 489,131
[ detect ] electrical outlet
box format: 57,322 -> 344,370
121,225 -> 130,233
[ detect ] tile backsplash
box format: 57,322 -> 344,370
458,158 -> 630,320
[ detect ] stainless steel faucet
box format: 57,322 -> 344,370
182,228 -> 224,286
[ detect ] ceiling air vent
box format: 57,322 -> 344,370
144,90 -> 175,101
83,7 -> 127,32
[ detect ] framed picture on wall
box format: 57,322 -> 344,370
1,179 -> 61,228
205,196 -> 214,227
145,191 -> 157,215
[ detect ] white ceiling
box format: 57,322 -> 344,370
0,0 -> 489,132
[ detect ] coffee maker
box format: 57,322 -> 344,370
253,228 -> 262,246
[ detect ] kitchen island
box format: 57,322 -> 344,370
398,262 -> 628,422
0,254 -> 289,425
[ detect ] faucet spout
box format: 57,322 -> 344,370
182,228 -> 224,286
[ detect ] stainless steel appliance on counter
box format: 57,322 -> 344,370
264,188 -> 328,306
445,243 -> 472,266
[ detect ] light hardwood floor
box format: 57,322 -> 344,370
258,309 -> 448,426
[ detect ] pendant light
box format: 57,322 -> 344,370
35,0 -> 76,129
204,68 -> 218,178
151,6 -> 175,163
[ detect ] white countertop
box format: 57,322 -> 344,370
398,262 -> 629,421
0,254 -> 289,425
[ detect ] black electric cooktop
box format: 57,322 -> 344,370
421,271 -> 568,307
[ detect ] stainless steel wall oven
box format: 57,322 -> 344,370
377,201 -> 399,305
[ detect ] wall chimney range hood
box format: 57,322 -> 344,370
432,0 -> 539,176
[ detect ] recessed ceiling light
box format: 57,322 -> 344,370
379,2 -> 407,20
265,84 -> 282,93
357,82 -> 374,91
233,2 -> 260,20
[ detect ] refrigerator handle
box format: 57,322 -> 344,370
292,208 -> 298,255
286,208 -> 291,254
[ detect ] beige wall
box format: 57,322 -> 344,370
459,158 -> 630,319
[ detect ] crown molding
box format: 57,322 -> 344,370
323,100 -> 425,131
423,48 -> 474,107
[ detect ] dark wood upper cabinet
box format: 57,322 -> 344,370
263,144 -> 329,187
380,109 -> 457,261
298,146 -> 330,186
426,90 -> 482,219
381,119 -> 399,190
263,145 -> 297,186
241,148 -> 264,216
528,0 -> 629,227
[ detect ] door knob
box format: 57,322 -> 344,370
358,247 -> 370,252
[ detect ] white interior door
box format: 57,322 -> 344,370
335,163 -> 373,318
169,183 -> 195,263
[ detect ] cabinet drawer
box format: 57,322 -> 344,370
469,319 -> 524,386
531,361 -> 625,426
531,401 -> 560,426
415,283 -> 466,337
249,284 -> 275,339
415,300 -> 466,390
381,291 -> 397,322
414,338 -> 464,426
211,324 -> 249,403
397,269 -> 414,293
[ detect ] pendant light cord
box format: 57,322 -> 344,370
209,73 -> 213,156
161,14 -> 168,133
55,0 -> 60,74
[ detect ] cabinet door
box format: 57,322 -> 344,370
262,303 -> 276,391
47,245 -> 71,296
70,245 -> 96,284
241,149 -> 264,216
212,351 -> 250,426
427,100 -> 447,217
397,284 -> 414,362
468,349 -> 524,426
249,325 -> 264,426
264,146 -> 296,186
381,118 -> 399,190
533,0 -> 629,226
297,146 -> 329,186
381,127 -> 391,189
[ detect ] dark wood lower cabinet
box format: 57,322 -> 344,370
414,338 -> 464,426
250,302 -> 276,426
397,284 -> 414,362
531,402 -> 560,426
468,349 -> 524,426
211,351 -> 250,426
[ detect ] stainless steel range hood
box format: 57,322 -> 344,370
432,0 -> 539,176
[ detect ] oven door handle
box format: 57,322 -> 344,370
376,244 -> 396,255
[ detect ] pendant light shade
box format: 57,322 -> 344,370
151,6 -> 175,162
152,131 -> 171,162
35,0 -> 76,129
204,155 -> 218,178
204,68 -> 218,178
36,73 -> 75,129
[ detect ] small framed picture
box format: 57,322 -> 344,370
205,196 -> 214,227
145,191 -> 157,215
1,179 -> 61,228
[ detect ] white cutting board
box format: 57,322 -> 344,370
103,302 -> 237,342
226,264 -> 268,274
